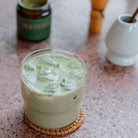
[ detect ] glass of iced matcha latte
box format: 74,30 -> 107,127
21,49 -> 87,129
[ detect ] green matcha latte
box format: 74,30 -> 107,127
21,49 -> 86,129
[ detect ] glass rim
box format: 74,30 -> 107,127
18,0 -> 50,11
21,49 -> 87,94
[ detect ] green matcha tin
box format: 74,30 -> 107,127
17,0 -> 51,41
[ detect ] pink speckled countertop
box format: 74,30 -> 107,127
0,0 -> 138,138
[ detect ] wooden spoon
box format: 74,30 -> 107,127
129,7 -> 138,23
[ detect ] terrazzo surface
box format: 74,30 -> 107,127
0,0 -> 138,138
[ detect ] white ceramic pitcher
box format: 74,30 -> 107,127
105,14 -> 138,66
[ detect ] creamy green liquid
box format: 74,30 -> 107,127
22,53 -> 84,97
22,0 -> 47,8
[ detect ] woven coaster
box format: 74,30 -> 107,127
24,107 -> 84,136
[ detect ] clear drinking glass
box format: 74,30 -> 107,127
21,49 -> 87,129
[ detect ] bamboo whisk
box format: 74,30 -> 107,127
89,0 -> 109,33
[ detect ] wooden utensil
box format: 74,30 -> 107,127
129,7 -> 138,23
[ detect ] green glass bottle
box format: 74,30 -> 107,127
17,0 -> 51,41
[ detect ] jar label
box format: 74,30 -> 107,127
17,15 -> 51,41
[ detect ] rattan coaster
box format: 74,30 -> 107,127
24,107 -> 84,136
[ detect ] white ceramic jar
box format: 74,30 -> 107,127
21,49 -> 87,129
105,14 -> 138,66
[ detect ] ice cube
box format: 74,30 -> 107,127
57,63 -> 60,68
60,79 -> 76,91
40,67 -> 51,75
44,82 -> 60,94
43,74 -> 58,81
24,63 -> 35,71
38,67 -> 58,81
67,61 -> 80,69
38,57 -> 60,68
72,70 -> 83,79
24,74 -> 37,84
